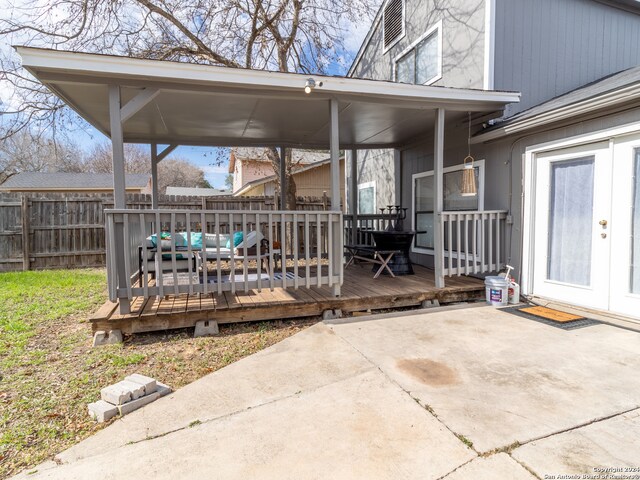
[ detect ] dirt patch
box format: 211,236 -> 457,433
396,358 -> 459,387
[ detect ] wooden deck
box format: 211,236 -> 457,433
90,265 -> 485,334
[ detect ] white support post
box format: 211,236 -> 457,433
108,85 -> 131,314
330,99 -> 342,297
434,108 -> 446,289
393,149 -> 402,206
350,148 -> 358,245
279,146 -> 287,210
151,143 -> 159,209
151,143 -> 178,209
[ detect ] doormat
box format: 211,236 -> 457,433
500,305 -> 600,330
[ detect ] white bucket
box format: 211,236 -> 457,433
485,276 -> 509,307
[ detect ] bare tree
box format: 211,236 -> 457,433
82,143 -> 151,174
157,159 -> 212,194
81,142 -> 210,193
0,0 -> 378,207
0,130 -> 84,184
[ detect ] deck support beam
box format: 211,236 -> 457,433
350,148 -> 358,245
108,85 -> 131,314
120,87 -> 160,123
279,146 -> 287,209
150,143 -> 178,208
434,108 -> 446,289
330,99 -> 342,297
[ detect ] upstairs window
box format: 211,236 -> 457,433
395,24 -> 441,85
383,0 -> 405,50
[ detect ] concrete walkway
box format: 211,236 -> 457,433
15,305 -> 640,479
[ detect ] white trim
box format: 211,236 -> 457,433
382,0 -> 407,54
392,20 -> 443,86
483,0 -> 496,90
521,121 -> 640,296
473,85 -> 640,143
357,181 -> 376,214
411,160 -> 485,255
16,47 -> 520,107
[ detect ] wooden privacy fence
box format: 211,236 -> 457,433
0,193 -> 337,272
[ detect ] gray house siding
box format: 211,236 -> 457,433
397,108 -> 640,282
351,0 -> 487,89
348,0 -> 489,214
494,0 -> 640,117
346,149 -> 397,215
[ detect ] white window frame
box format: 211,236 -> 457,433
392,20 -> 443,86
411,159 -> 485,255
357,181 -> 376,214
382,0 -> 406,54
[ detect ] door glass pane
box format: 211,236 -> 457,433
415,175 -> 433,248
416,31 -> 438,84
547,157 -> 595,286
396,51 -> 415,84
631,149 -> 640,294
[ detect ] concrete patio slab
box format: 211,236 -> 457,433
443,453 -> 537,480
330,306 -> 640,453
512,408 -> 640,478
59,323 -> 374,463
12,305 -> 640,479
17,369 -> 475,480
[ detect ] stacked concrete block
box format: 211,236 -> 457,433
88,373 -> 171,423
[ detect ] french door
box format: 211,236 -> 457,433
532,135 -> 640,318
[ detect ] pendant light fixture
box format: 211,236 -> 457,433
461,112 -> 478,197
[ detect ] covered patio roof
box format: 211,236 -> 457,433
17,47 -> 520,149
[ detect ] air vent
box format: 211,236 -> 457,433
384,0 -> 404,49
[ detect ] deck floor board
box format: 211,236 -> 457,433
91,265 -> 485,334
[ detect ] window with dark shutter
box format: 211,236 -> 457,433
383,0 -> 404,50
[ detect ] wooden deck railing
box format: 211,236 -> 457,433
343,214 -> 397,245
105,209 -> 343,304
440,210 -> 508,276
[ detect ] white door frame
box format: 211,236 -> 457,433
522,121 -> 640,295
522,121 -> 640,310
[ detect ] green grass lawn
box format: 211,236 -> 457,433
0,268 -> 315,479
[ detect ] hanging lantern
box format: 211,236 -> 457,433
461,112 -> 478,197
461,155 -> 477,197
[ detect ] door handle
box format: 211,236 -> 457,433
599,220 -> 608,227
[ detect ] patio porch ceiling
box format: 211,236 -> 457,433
16,47 -> 520,150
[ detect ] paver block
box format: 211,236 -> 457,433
322,309 -> 343,320
101,380 -> 145,405
125,373 -> 157,395
92,329 -> 123,347
88,400 -> 119,423
194,320 -> 219,337
156,382 -> 172,397
117,391 -> 160,416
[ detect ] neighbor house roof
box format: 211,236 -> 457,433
473,65 -> 640,143
165,186 -> 230,197
0,172 -> 150,191
228,147 -> 329,173
16,47 -> 519,151
233,156 -> 342,196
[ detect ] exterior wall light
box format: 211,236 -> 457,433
304,78 -> 322,94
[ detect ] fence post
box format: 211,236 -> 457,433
21,195 -> 30,271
